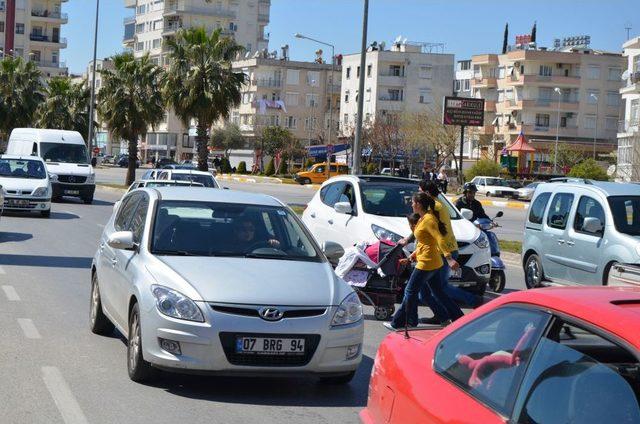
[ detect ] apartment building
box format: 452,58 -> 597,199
454,59 -> 473,97
123,0 -> 271,160
0,0 -> 68,77
339,40 -> 454,134
222,50 -> 341,167
471,46 -> 624,167
617,36 -> 640,181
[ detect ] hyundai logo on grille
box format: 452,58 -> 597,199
259,307 -> 284,321
68,176 -> 76,183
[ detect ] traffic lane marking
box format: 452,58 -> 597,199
2,285 -> 20,301
17,318 -> 41,339
42,366 -> 88,424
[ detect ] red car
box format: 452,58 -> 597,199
361,287 -> 640,424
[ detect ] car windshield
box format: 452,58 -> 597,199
0,158 -> 47,179
171,174 -> 217,188
485,178 -> 505,186
40,142 -> 89,164
151,201 -> 321,260
608,196 -> 640,236
360,182 -> 460,219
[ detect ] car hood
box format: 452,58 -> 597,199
0,177 -> 48,192
148,256 -> 348,306
367,214 -> 481,243
45,162 -> 94,176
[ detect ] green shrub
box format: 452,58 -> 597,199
277,159 -> 288,175
264,158 -> 276,176
220,157 -> 232,173
568,159 -> 609,181
365,162 -> 378,175
237,161 -> 247,174
465,159 -> 501,181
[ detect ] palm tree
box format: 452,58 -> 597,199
0,56 -> 44,146
164,27 -> 245,171
98,53 -> 165,185
37,77 -> 94,138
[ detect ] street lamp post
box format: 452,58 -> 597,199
353,0 -> 369,175
88,0 -> 100,154
590,93 -> 598,160
553,87 -> 562,174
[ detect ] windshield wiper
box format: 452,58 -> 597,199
153,250 -> 200,256
244,252 -> 289,260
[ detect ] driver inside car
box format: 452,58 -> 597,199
233,218 -> 281,251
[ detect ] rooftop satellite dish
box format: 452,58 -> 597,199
394,35 -> 402,43
402,38 -> 408,44
379,42 -> 386,51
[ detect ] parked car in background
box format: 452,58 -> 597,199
126,179 -> 204,194
295,163 -> 349,185
380,168 -> 400,176
513,182 -> 542,201
102,155 -> 115,165
163,163 -> 196,170
90,187 -> 362,383
0,155 -> 51,217
157,169 -> 219,188
504,179 -> 523,189
303,176 -> 491,293
361,287 -> 640,424
140,169 -> 160,180
522,180 -> 640,288
117,155 -> 141,168
470,176 -> 517,197
154,158 -> 177,169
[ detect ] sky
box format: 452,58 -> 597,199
64,0 -> 640,75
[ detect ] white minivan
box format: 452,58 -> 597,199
7,129 -> 96,204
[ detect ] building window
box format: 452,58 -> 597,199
587,65 -> 601,80
454,80 -> 461,92
390,65 -> 403,77
584,115 -> 596,130
343,114 -> 348,126
304,117 -> 317,130
463,79 -> 470,91
367,64 -> 372,77
15,23 -> 25,34
356,66 -> 360,78
419,66 -> 432,79
135,42 -> 144,51
388,89 -> 403,101
346,67 -> 351,79
136,4 -> 146,14
535,114 -> 550,127
284,116 -> 297,129
419,88 -> 432,104
0,21 -> 4,33
306,94 -> 318,107
606,91 -> 620,107
366,88 -> 371,102
460,60 -> 471,71
286,69 -> 299,85
153,20 -> 163,31
587,89 -> 599,104
344,90 -> 349,103
135,23 -> 145,34
539,65 -> 552,77
307,71 -> 320,86
605,117 -> 617,130
608,67 -> 622,81
285,92 -> 298,107
152,38 -> 161,49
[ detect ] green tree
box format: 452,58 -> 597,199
210,123 -> 245,160
277,157 -> 288,175
164,27 -> 245,172
568,159 -> 609,181
264,158 -> 276,176
549,143 -> 586,174
98,53 -> 165,185
37,77 -> 94,139
261,126 -> 292,157
465,159 -> 502,181
0,56 -> 44,143
237,161 -> 247,174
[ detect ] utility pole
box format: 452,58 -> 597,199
352,0 -> 369,174
553,87 -> 561,174
88,0 -> 100,154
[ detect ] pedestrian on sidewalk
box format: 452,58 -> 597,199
438,169 -> 448,194
386,192 -> 463,330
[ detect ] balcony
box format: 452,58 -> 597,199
511,123 -> 578,137
31,9 -> 68,23
533,98 -> 579,111
258,13 -> 269,23
163,22 -> 183,36
164,3 -> 236,19
29,34 -> 67,48
484,100 -> 497,112
33,60 -> 66,69
618,119 -> 640,135
471,77 -> 497,88
508,74 -> 581,86
252,78 -> 283,88
378,74 -> 406,86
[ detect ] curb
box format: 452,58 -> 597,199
217,174 -> 282,185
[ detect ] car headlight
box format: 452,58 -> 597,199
474,232 -> 489,249
331,292 -> 363,327
151,285 -> 204,322
49,173 -> 58,182
371,224 -> 402,243
86,174 -> 96,184
32,186 -> 49,197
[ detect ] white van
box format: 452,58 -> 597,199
7,129 -> 96,204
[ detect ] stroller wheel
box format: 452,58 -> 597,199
374,306 -> 393,321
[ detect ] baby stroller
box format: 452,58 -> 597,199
336,240 -> 411,320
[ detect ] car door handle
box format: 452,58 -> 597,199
99,243 -> 105,252
328,219 -> 333,225
557,239 -> 565,245
310,212 -> 316,218
566,240 -> 575,246
111,258 -> 118,267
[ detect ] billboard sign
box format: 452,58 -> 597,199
442,96 -> 485,127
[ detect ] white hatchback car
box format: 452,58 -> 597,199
302,176 -> 491,293
157,169 -> 218,188
91,187 -> 363,383
0,155 -> 52,217
470,176 -> 517,197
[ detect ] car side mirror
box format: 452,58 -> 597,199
582,217 -> 604,235
495,211 -> 504,218
334,201 -> 353,215
107,231 -> 136,250
322,241 -> 345,262
460,208 -> 474,220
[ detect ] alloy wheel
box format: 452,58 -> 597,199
129,313 -> 141,372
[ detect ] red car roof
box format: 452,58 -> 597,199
491,287 -> 640,347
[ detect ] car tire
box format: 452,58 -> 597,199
489,270 -> 506,292
603,262 -> 619,286
83,197 -> 93,205
40,210 -> 51,218
374,306 -> 393,321
90,273 -> 114,335
319,371 -> 356,385
525,254 -> 545,289
127,303 -> 156,383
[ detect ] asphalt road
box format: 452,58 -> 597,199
0,185 -> 526,424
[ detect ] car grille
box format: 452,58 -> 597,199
57,175 -> 87,184
458,254 -> 472,266
219,332 -> 321,367
210,305 -> 327,320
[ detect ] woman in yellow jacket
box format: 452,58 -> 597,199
386,192 -> 464,330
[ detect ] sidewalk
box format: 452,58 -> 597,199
216,174 -> 283,184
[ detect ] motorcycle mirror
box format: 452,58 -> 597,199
495,211 -> 504,218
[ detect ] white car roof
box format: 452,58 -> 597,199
0,154 -> 46,162
165,169 -> 214,176
10,128 -> 86,145
149,187 -> 283,206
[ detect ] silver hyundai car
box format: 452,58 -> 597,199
90,187 -> 363,383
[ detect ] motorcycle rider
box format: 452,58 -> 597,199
455,183 -> 489,222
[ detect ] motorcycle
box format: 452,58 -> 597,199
474,211 -> 506,292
